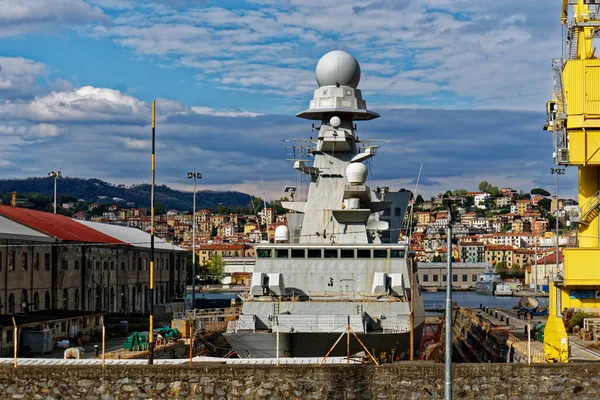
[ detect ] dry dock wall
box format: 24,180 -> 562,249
0,363 -> 599,399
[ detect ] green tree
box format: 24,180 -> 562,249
207,255 -> 225,283
415,194 -> 424,205
478,181 -> 493,193
538,198 -> 551,211
495,261 -> 509,279
270,197 -> 289,215
453,189 -> 468,197
531,188 -> 551,197
463,196 -> 474,208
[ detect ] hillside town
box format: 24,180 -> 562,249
32,181 -> 572,292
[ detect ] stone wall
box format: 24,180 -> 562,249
0,362 -> 599,399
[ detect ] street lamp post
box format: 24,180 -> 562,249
187,170 -> 202,310
551,167 -> 565,279
47,170 -> 62,214
442,197 -> 460,400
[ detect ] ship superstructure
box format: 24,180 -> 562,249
544,0 -> 600,362
223,50 -> 425,359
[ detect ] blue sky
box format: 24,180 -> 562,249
0,0 -> 575,201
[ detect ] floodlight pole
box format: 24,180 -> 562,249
188,170 -> 202,310
148,100 -> 156,365
444,199 -> 457,400
48,170 -> 61,214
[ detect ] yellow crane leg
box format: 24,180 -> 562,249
544,282 -> 569,363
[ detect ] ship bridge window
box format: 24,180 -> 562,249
291,249 -> 305,258
307,249 -> 322,258
340,249 -> 355,258
324,249 -> 338,258
275,249 -> 289,258
257,249 -> 272,258
373,250 -> 388,258
390,250 -> 405,258
357,249 -> 371,258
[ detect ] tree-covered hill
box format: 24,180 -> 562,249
0,177 -> 253,212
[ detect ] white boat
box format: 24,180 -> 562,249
494,283 -> 513,297
475,268 -> 502,295
222,50 -> 424,359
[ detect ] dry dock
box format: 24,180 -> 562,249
453,306 -> 600,363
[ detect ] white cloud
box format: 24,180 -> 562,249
76,0 -> 561,110
26,86 -> 148,123
0,57 -> 47,98
191,107 -> 262,118
0,0 -> 108,37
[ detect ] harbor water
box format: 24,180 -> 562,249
422,291 -> 546,310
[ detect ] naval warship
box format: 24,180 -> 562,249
223,50 -> 425,359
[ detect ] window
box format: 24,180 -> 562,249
74,289 -> 79,310
33,292 -> 39,311
423,274 -> 429,282
62,260 -> 68,270
8,251 -> 15,271
257,249 -> 272,258
103,261 -> 108,270
357,249 -> 371,258
21,252 -> 27,270
443,275 -> 447,282
433,274 -> 438,282
323,249 -> 338,258
74,261 -> 80,270
8,294 -> 14,313
472,274 -> 477,281
291,249 -> 305,258
143,259 -> 147,270
462,274 -> 468,282
121,262 -> 126,271
275,249 -> 289,258
96,261 -> 100,270
44,291 -> 50,310
307,249 -> 321,258
34,253 -> 39,270
87,260 -> 92,270
452,274 -> 458,282
373,250 -> 388,258
6,329 -> 13,343
63,289 -> 69,309
390,250 -> 405,258
340,249 -> 354,258
110,261 -> 115,271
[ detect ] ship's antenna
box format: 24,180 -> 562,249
407,163 -> 424,245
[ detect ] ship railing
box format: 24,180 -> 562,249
381,316 -> 411,334
506,333 -> 546,363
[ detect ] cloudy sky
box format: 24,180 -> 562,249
0,0 -> 575,201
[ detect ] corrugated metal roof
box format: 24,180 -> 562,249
75,220 -> 186,251
0,205 -> 125,244
0,215 -> 54,242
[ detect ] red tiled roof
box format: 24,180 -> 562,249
536,252 -> 563,264
0,205 -> 127,244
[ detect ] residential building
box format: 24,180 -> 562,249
485,245 -> 515,268
459,241 -> 485,263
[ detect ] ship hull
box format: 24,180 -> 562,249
223,323 -> 424,360
475,281 -> 495,295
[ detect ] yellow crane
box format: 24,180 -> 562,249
545,0 -> 600,362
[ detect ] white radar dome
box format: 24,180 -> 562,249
330,115 -> 341,128
346,162 -> 368,185
316,50 -> 361,88
274,225 -> 290,242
